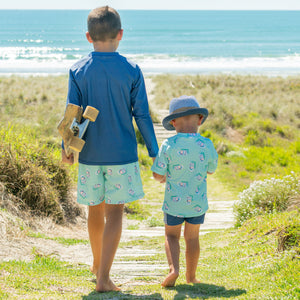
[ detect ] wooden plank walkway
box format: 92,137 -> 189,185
153,123 -> 174,144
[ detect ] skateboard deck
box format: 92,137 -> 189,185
58,104 -> 99,160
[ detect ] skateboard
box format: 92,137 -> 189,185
58,104 -> 99,160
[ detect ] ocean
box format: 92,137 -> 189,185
0,10 -> 299,76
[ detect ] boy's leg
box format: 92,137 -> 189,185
162,223 -> 182,287
184,222 -> 201,283
88,202 -> 105,275
96,203 -> 124,292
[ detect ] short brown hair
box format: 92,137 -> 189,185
87,6 -> 121,42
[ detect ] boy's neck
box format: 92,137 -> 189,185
175,126 -> 199,134
176,130 -> 199,134
92,40 -> 119,52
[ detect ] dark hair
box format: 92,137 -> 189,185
87,6 -> 121,42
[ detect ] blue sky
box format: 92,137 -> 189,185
1,0 -> 300,10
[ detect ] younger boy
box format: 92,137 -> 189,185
151,96 -> 218,287
62,6 -> 158,292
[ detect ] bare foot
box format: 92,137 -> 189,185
186,277 -> 201,284
90,265 -> 98,275
96,278 -> 120,292
161,271 -> 179,287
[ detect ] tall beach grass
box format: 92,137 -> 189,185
152,74 -> 300,190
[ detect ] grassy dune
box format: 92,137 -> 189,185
0,75 -> 68,137
152,74 -> 300,191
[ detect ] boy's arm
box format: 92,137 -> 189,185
207,140 -> 218,174
151,142 -> 168,183
131,69 -> 159,158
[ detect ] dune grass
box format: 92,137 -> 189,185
0,124 -> 82,223
0,75 -> 68,138
152,74 -> 300,191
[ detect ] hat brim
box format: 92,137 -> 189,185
162,108 -> 208,131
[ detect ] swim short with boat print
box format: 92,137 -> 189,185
77,161 -> 144,205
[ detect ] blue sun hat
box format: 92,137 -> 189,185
162,95 -> 208,131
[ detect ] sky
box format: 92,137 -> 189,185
0,0 -> 300,10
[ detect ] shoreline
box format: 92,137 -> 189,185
1,54 -> 300,78
1,72 -> 300,78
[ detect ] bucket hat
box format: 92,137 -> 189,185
162,95 -> 208,130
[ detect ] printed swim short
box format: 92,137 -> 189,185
77,161 -> 144,206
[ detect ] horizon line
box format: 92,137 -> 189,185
0,8 -> 300,11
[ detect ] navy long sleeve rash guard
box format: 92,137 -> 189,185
66,52 -> 158,165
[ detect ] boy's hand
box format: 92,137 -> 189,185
159,175 -> 166,183
62,149 -> 74,165
153,172 -> 166,183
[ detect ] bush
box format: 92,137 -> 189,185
234,173 -> 300,227
0,125 -> 81,223
124,200 -> 150,220
245,130 -> 270,147
277,222 -> 300,253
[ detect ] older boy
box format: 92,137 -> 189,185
62,6 -> 158,292
151,96 -> 218,287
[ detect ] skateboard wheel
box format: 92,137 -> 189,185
69,136 -> 85,152
83,106 -> 99,122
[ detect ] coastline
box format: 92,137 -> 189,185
1,59 -> 300,78
1,70 -> 300,79
1,54 -> 300,78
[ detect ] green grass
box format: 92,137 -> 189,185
0,255 -> 94,299
0,75 -> 68,137
27,231 -> 90,246
127,224 -> 140,230
148,216 -> 165,227
1,212 -> 299,299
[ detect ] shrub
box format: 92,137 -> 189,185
294,140 -> 300,154
234,173 -> 300,227
0,125 -> 81,223
148,216 -> 164,227
138,144 -> 153,167
124,200 -> 150,220
277,223 -> 300,253
258,119 -> 277,133
276,125 -> 294,139
231,115 -> 245,129
135,127 -> 145,146
245,130 -> 270,147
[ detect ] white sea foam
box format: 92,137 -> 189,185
130,55 -> 300,76
0,49 -> 299,76
0,47 -> 81,60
